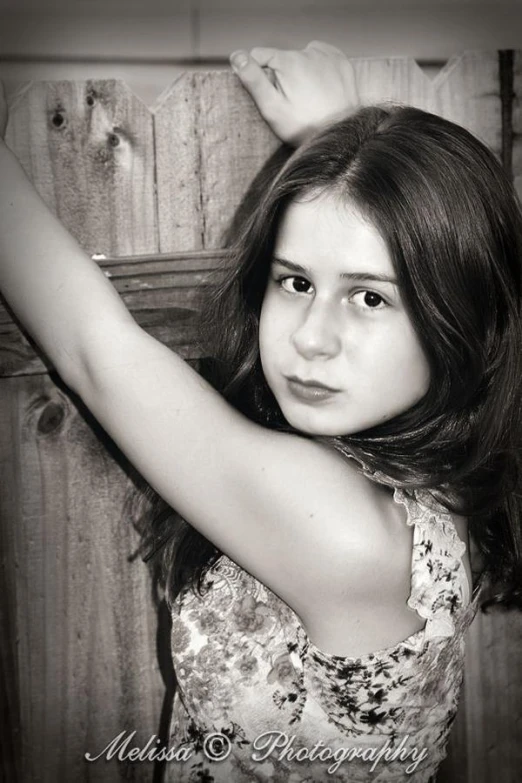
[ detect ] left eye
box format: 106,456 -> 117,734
351,291 -> 387,309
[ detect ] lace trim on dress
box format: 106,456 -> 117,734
393,488 -> 470,640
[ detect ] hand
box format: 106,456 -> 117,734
0,81 -> 7,140
230,41 -> 359,146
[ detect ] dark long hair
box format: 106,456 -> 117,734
141,105 -> 522,609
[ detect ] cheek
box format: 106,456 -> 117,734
366,318 -> 430,407
259,295 -> 284,365
258,300 -> 274,375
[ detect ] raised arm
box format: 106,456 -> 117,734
0,50 -> 387,632
0,43 -> 358,382
0,139 -> 136,385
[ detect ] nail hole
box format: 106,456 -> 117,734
108,132 -> 120,147
52,111 -> 65,128
86,90 -> 97,107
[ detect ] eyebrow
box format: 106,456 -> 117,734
272,256 -> 398,285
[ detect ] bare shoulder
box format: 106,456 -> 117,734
244,434 -> 415,622
268,439 -> 424,656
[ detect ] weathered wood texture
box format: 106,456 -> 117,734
154,71 -> 281,251
1,376 -> 165,783
2,79 -> 165,783
0,250 -> 230,378
1,54 -> 521,783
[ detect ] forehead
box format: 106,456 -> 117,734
275,191 -> 393,276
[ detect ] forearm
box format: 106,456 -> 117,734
0,139 -> 135,388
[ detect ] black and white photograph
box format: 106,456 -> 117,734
1,1 -> 521,782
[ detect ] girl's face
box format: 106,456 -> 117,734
259,192 -> 431,436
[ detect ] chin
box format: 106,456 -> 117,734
281,408 -> 360,438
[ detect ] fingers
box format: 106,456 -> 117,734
230,50 -> 280,114
304,40 -> 346,57
250,42 -> 345,65
249,47 -> 282,68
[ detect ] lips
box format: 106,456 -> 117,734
285,375 -> 340,402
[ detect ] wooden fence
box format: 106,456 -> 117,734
1,52 -> 522,783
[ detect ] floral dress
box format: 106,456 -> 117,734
165,488 -> 481,782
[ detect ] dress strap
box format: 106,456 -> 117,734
394,488 -> 471,640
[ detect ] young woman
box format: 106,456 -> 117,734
1,43 -> 521,783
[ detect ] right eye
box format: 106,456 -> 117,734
279,276 -> 314,295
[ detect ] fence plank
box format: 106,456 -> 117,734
0,250 -> 230,375
0,378 -> 23,783
154,71 -> 280,251
2,80 -> 164,783
1,375 -> 163,783
5,80 -> 157,256
462,609 -> 522,783
353,52 -> 501,153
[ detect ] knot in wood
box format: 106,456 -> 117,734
108,131 -> 120,148
51,110 -> 66,129
37,400 -> 65,435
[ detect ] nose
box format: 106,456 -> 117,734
291,298 -> 342,360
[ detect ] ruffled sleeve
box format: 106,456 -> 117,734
394,488 -> 471,640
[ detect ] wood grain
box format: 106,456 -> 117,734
461,608 -> 522,782
5,80 -> 157,256
1,374 -> 164,783
154,71 -> 280,251
2,80 -> 163,783
353,52 -> 501,154
0,378 -> 23,783
0,250 -> 230,375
